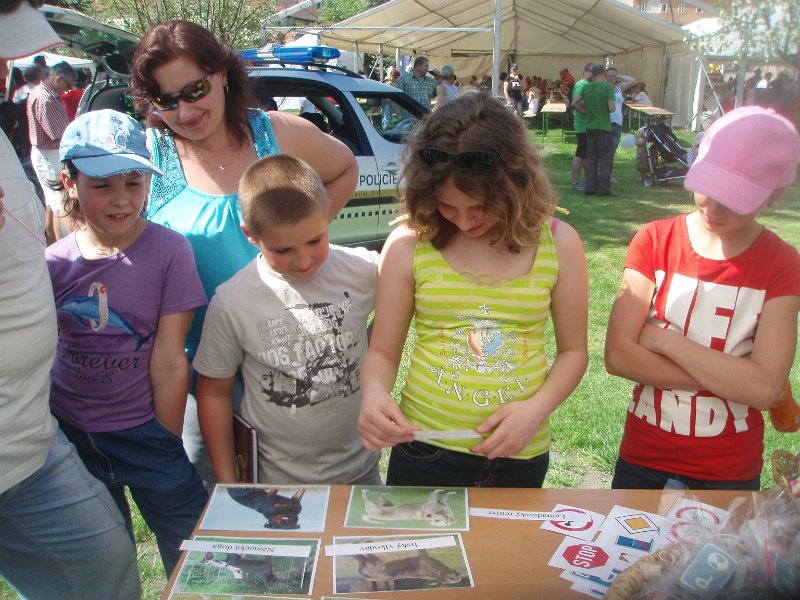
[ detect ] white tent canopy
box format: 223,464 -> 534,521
12,51 -> 93,71
319,0 -> 692,117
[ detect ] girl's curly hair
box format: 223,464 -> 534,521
399,91 -> 557,252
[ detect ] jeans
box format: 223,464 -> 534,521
610,122 -> 622,172
0,430 -> 140,600
611,457 -> 761,491
386,441 -> 549,488
585,128 -> 614,195
59,417 -> 208,576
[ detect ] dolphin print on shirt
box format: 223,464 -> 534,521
57,282 -> 153,351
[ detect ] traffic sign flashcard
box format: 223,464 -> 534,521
540,504 -> 605,541
664,498 -> 731,544
568,581 -> 605,598
679,542 -> 737,593
595,505 -> 665,557
547,536 -> 623,579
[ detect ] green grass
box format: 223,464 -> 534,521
3,125 -> 799,600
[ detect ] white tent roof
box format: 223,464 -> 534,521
318,0 -> 692,109
320,0 -> 688,59
13,51 -> 93,70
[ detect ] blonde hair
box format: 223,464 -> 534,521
238,155 -> 328,237
399,91 -> 556,252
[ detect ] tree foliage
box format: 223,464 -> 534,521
317,0 -> 371,26
89,0 -> 277,48
700,1 -> 800,71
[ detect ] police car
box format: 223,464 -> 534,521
40,6 -> 430,248
249,45 -> 430,247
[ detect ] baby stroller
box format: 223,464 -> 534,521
636,122 -> 691,187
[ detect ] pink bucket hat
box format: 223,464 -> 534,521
684,106 -> 800,214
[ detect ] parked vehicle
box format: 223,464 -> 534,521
39,6 -> 431,247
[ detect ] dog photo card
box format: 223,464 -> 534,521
171,536 -> 320,597
200,484 -> 330,532
345,485 -> 469,531
329,533 -> 474,594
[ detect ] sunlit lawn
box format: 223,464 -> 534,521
2,123 -> 799,600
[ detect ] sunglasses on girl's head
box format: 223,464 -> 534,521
151,75 -> 213,111
418,147 -> 499,172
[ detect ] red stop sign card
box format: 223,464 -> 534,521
547,536 -> 623,579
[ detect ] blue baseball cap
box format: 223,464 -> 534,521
60,110 -> 163,178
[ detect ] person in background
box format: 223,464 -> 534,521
358,93 -> 588,488
60,68 -> 87,121
195,155 -> 381,486
395,55 -> 437,108
11,64 -> 40,103
33,53 -> 46,68
570,63 -> 594,191
632,82 -> 653,106
27,59 -> 76,241
571,64 -> 615,197
605,107 -> 800,490
6,66 -> 23,102
434,64 -> 458,109
605,66 -> 635,182
129,20 -> 358,490
504,63 -> 527,117
0,2 -> 139,598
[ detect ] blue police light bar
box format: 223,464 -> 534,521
272,45 -> 341,63
238,48 -> 260,61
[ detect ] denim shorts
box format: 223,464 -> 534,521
611,457 -> 760,491
386,440 -> 549,488
58,417 -> 208,575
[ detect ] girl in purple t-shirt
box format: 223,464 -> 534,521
44,110 -> 208,576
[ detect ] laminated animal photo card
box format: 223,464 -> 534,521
200,484 -> 330,532
170,595 -> 307,599
345,485 -> 469,531
171,536 -> 320,597
329,533 -> 474,594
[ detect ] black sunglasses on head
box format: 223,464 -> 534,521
418,147 -> 499,172
151,75 -> 213,111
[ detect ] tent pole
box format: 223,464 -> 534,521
735,61 -> 745,108
492,0 -> 500,97
378,44 -> 384,80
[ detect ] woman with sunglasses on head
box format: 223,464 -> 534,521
129,20 -> 358,488
359,92 -> 589,488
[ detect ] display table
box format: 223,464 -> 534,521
161,486 -> 753,599
626,103 -> 675,130
539,102 -> 568,140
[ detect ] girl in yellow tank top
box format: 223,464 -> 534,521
359,93 -> 589,488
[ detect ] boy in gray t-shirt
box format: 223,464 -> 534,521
193,155 -> 380,485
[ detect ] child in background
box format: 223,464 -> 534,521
358,93 -> 589,488
194,154 -> 380,486
605,106 -> 800,490
45,109 -> 208,575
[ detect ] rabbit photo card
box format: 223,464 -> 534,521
345,486 -> 470,531
200,484 -> 330,532
329,533 -> 474,594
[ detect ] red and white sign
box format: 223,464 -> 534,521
563,543 -> 609,569
548,536 -> 622,579
541,504 -> 605,541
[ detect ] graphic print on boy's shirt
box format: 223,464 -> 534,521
255,291 -> 361,408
